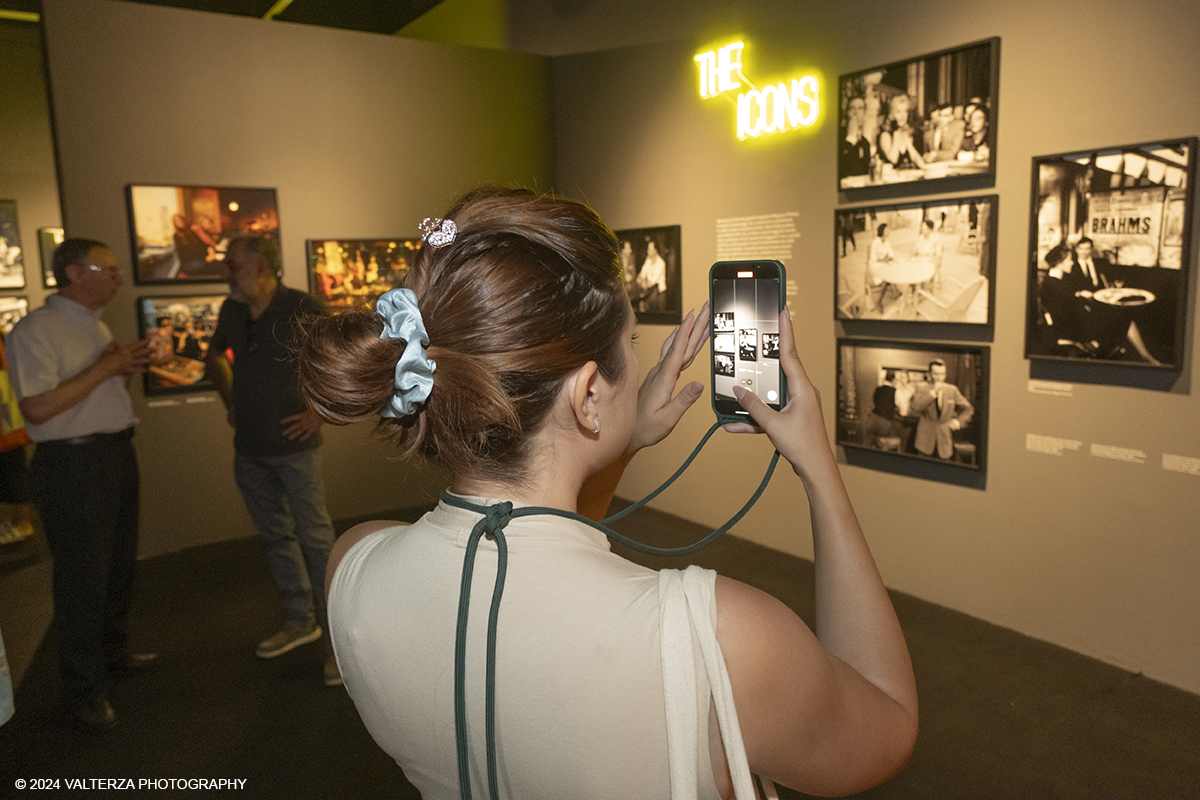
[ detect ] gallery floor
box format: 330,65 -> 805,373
1,500 -> 1197,799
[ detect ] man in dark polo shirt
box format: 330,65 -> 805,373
206,235 -> 340,687
7,238 -> 157,731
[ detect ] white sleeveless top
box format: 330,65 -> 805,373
329,497 -> 753,799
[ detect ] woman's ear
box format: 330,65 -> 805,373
563,360 -> 601,435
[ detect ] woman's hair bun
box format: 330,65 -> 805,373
300,187 -> 629,482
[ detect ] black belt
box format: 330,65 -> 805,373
39,427 -> 135,447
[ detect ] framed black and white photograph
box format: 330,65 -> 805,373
836,195 -> 996,324
615,224 -> 682,325
127,185 -> 280,285
38,227 -> 64,288
135,294 -> 225,396
306,238 -> 421,311
0,296 -> 29,336
713,353 -> 734,377
837,38 -> 999,192
836,339 -> 988,471
0,200 -> 26,290
1025,138 -> 1196,368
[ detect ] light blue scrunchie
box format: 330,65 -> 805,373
376,288 -> 436,418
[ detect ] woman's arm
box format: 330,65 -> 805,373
577,304 -> 709,520
877,129 -> 899,165
716,309 -> 917,796
904,134 -> 927,168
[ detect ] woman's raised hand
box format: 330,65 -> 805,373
626,302 -> 710,454
721,308 -> 837,484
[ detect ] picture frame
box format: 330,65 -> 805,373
836,339 -> 988,471
1024,138 -> 1196,369
306,238 -> 421,311
835,195 -> 996,324
135,294 -> 226,396
126,185 -> 280,285
38,227 -> 64,288
837,37 -> 999,193
0,296 -> 29,336
615,225 -> 682,325
0,200 -> 26,290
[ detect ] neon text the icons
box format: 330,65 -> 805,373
695,41 -> 820,140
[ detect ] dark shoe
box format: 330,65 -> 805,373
255,622 -> 322,659
115,652 -> 159,673
71,697 -> 118,732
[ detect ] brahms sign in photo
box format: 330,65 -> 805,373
1025,138 -> 1196,369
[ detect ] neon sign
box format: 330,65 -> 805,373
695,41 -> 820,140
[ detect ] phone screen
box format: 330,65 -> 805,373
710,261 -> 785,422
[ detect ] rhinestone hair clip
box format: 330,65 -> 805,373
419,217 -> 457,248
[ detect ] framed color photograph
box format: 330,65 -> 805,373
135,294 -> 226,396
837,339 -> 988,471
1025,138 -> 1196,368
127,185 -> 279,284
39,227 -> 64,288
838,38 -> 999,192
615,225 -> 682,325
0,200 -> 26,290
836,195 -> 996,324
306,239 -> 421,311
0,296 -> 29,336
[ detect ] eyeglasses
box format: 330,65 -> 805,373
85,264 -> 122,277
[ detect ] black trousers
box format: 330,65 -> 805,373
28,430 -> 140,705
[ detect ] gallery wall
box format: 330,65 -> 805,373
545,0 -> 1200,694
0,19 -> 61,307
25,0 -> 1200,696
39,0 -> 554,557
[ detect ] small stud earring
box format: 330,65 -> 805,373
593,418 -> 600,434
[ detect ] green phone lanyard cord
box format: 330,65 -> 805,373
442,420 -> 781,800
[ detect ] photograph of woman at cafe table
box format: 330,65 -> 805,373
1025,139 -> 1195,368
836,341 -> 987,470
836,197 -> 993,323
837,38 -> 996,190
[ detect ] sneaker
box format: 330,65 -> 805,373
323,653 -> 343,687
255,623 -> 322,659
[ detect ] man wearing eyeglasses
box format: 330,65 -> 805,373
6,238 -> 156,732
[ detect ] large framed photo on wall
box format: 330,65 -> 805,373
836,339 -> 988,471
127,185 -> 280,285
0,200 -> 26,290
0,296 -> 29,336
136,294 -> 225,396
38,227 -> 64,288
306,238 -> 422,311
837,38 -> 999,192
836,195 -> 995,324
615,225 -> 682,325
1024,138 -> 1196,369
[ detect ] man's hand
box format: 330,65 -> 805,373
97,339 -> 153,378
281,409 -> 322,442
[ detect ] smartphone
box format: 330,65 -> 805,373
710,260 -> 787,424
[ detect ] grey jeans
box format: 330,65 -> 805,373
234,447 -> 336,629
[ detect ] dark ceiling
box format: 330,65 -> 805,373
5,0 -> 448,36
